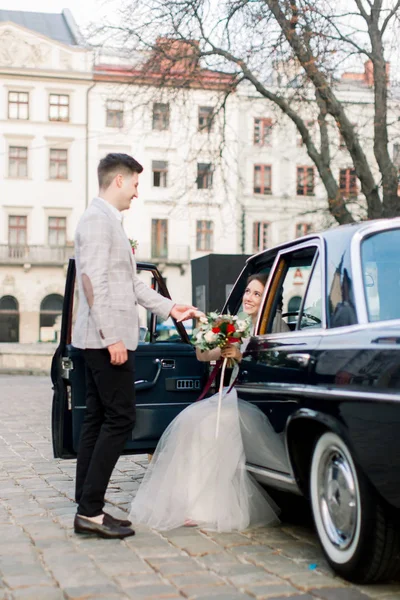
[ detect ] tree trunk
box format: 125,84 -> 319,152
267,0 -> 383,218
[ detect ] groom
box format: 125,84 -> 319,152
72,153 -> 197,539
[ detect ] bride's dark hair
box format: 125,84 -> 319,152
247,273 -> 268,287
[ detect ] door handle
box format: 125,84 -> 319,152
161,358 -> 175,369
135,359 -> 162,391
287,353 -> 311,367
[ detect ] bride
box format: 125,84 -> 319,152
130,274 -> 281,532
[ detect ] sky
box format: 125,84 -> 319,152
0,0 -> 109,30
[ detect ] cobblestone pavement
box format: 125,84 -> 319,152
1,376 -> 400,600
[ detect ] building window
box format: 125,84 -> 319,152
8,91 -> 29,120
295,223 -> 312,238
48,217 -> 67,247
339,168 -> 358,198
151,219 -> 168,258
196,220 -> 214,251
297,120 -> 315,147
106,100 -> 124,128
152,103 -> 170,131
49,94 -> 69,121
254,165 -> 272,194
49,149 -> 68,180
197,163 -> 213,189
152,160 -> 168,187
297,166 -> 315,196
0,296 -> 19,343
40,294 -> 63,342
9,146 -> 28,178
198,106 -> 214,132
253,222 -> 270,253
254,118 -> 273,146
8,215 -> 27,247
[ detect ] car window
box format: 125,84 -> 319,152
138,270 -> 188,343
361,228 -> 400,322
224,259 -> 275,317
259,246 -> 317,334
298,254 -> 322,329
68,264 -> 185,345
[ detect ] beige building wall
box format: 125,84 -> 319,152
0,264 -> 67,343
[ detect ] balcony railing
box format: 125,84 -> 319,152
135,244 -> 190,273
0,243 -> 191,269
136,243 -> 190,263
0,245 -> 74,265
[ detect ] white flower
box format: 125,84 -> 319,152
199,316 -> 208,324
236,320 -> 248,332
196,331 -> 204,341
204,330 -> 217,344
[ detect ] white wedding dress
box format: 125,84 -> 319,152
130,386 -> 281,532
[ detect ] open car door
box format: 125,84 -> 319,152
51,259 -> 207,458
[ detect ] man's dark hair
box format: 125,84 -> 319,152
98,153 -> 143,189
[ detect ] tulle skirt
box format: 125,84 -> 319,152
130,388 -> 280,532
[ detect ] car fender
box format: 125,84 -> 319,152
285,408 -> 352,496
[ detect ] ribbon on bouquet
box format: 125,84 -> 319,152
196,357 -> 240,439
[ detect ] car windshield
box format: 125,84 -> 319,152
361,228 -> 400,322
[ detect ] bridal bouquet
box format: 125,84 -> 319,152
192,312 -> 251,439
192,312 -> 251,353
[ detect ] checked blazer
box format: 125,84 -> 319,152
72,197 -> 174,351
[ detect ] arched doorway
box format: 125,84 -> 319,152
40,294 -> 63,342
0,296 -> 19,342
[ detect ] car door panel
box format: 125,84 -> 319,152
237,332 -> 321,473
233,242 -> 324,474
52,259 -> 207,458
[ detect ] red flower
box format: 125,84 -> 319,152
227,324 -> 236,334
212,327 -> 221,333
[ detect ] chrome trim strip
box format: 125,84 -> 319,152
75,402 -> 192,410
351,219 -> 400,326
250,234 -> 321,262
236,383 -> 400,403
255,238 -> 324,334
246,463 -> 301,494
245,317 -> 400,342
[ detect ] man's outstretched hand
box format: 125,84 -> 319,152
170,304 -> 198,322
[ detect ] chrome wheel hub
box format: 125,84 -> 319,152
318,446 -> 357,549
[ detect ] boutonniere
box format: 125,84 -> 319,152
129,239 -> 138,254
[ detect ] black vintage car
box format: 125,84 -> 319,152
52,218 -> 400,584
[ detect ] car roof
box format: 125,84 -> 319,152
247,217 -> 400,266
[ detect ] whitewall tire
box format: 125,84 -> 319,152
310,432 -> 361,565
309,431 -> 400,583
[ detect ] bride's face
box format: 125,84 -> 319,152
243,279 -> 265,318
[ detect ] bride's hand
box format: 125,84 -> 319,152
221,344 -> 242,362
193,310 -> 207,326
193,310 -> 206,319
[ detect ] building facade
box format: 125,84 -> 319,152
1,9 -> 397,343
0,10 -> 92,343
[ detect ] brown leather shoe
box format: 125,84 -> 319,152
103,511 -> 132,527
74,513 -> 135,539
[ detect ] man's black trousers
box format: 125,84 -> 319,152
75,349 -> 136,517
